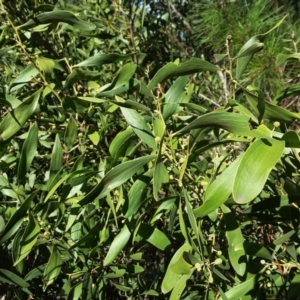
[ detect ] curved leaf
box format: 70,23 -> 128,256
233,138 -> 285,204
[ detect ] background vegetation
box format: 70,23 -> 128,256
0,0 -> 300,299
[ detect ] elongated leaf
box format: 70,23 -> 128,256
9,64 -> 39,92
0,89 -> 41,141
153,160 -> 169,200
217,276 -> 257,300
120,107 -> 157,149
148,58 -> 221,90
169,271 -> 194,300
0,190 -> 37,243
222,205 -> 246,276
243,87 -> 300,122
124,169 -> 153,218
97,63 -> 137,96
14,213 -> 40,265
277,53 -> 300,66
78,155 -> 155,206
104,223 -> 131,266
17,122 -> 38,181
194,154 -> 243,217
19,10 -> 96,31
163,76 -> 189,121
235,242 -> 272,260
65,116 -> 78,150
0,269 -> 29,288
138,224 -> 171,250
176,111 -> 252,137
161,243 -> 192,294
109,127 -> 135,159
74,53 -> 134,68
233,138 -> 285,204
49,134 -> 63,188
43,245 -> 62,290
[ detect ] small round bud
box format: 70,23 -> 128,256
179,157 -> 185,164
267,282 -> 272,288
217,250 -> 222,256
214,258 -> 222,265
195,263 -> 201,271
260,260 -> 266,265
155,136 -> 161,143
273,121 -> 280,128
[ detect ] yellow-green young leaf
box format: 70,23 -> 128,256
120,107 -> 157,150
0,190 -> 37,243
36,57 -> 63,76
148,58 -> 221,90
222,205 -> 246,276
104,223 -> 131,266
78,155 -> 155,206
153,118 -> 165,139
17,122 -> 38,181
65,116 -> 78,150
67,282 -> 82,300
233,138 -> 285,204
14,213 -> 40,266
0,89 -> 41,141
161,243 -> 192,294
194,155 -> 243,218
43,245 -> 62,290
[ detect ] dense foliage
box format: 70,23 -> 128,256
0,0 -> 300,299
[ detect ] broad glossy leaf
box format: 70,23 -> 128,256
124,169 -> 153,218
104,223 -> 131,266
120,107 -> 157,149
148,58 -> 221,90
17,122 -> 38,181
194,155 -> 243,217
78,155 -> 155,206
138,224 -> 171,250
233,138 -> 285,204
0,190 -> 37,243
217,276 -> 257,300
176,111 -> 252,137
74,53 -> 134,68
65,115 -> 78,150
19,10 -> 96,31
0,269 -> 29,288
0,89 -> 41,141
222,205 -> 246,276
14,213 -> 40,265
161,242 -> 192,294
43,245 -> 62,290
